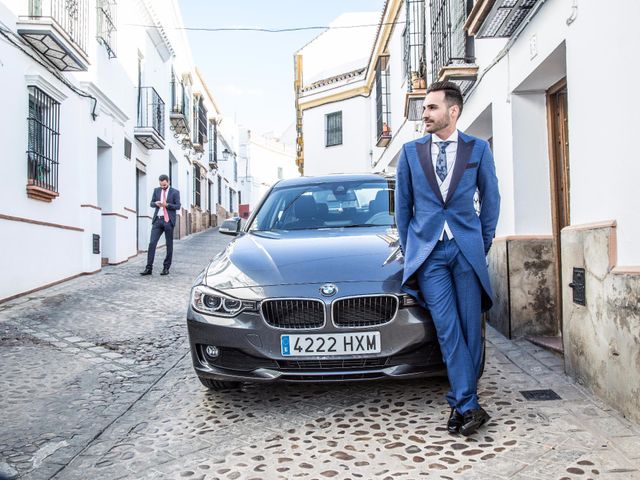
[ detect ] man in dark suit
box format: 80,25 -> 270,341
395,81 -> 500,436
141,174 -> 181,276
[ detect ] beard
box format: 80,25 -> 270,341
424,112 -> 451,134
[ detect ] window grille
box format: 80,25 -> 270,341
405,0 -> 426,91
27,86 -> 60,192
375,56 -> 392,141
96,0 -> 116,58
325,111 -> 342,147
217,176 -> 222,205
208,120 -> 218,164
193,96 -> 207,145
193,165 -> 201,207
430,0 -> 474,85
136,86 -> 165,139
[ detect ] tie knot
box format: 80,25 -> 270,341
437,141 -> 452,151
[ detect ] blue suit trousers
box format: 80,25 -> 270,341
416,238 -> 483,413
146,218 -> 174,270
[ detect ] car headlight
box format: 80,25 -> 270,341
191,285 -> 257,317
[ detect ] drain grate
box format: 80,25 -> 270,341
520,389 -> 561,401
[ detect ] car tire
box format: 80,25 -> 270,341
198,377 -> 241,391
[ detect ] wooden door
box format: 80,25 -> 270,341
547,78 -> 570,334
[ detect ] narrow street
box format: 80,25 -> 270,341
1,228 -> 639,480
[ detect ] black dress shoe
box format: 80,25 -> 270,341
140,268 -> 152,276
447,407 -> 464,434
160,268 -> 170,275
460,407 -> 491,436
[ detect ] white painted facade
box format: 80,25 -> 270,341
295,12 -> 380,176
237,129 -> 297,214
0,0 -> 241,301
297,0 -> 640,266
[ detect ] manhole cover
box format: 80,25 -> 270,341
520,389 -> 561,401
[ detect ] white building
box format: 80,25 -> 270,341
295,0 -> 640,423
237,128 -> 297,217
0,0 -> 241,301
294,12 -> 380,176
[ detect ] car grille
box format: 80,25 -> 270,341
277,357 -> 388,370
332,295 -> 398,327
261,299 -> 325,329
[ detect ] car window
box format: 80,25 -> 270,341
248,179 -> 395,231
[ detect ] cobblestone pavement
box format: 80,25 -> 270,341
1,229 -> 640,480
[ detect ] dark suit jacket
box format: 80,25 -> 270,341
151,187 -> 181,227
395,130 -> 500,311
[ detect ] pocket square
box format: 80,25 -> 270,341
466,162 -> 479,169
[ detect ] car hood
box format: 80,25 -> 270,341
204,228 -> 404,291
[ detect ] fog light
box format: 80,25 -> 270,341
205,345 -> 220,358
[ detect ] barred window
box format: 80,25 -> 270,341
325,111 -> 342,147
208,120 -> 217,164
405,0 -> 426,91
193,165 -> 201,207
193,95 -> 207,145
375,56 -> 391,141
27,86 -> 60,193
430,0 -> 473,83
217,176 -> 222,205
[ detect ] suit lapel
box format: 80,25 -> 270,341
445,135 -> 475,205
416,138 -> 445,205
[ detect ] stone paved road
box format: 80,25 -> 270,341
1,228 -> 640,480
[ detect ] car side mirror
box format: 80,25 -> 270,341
220,218 -> 241,236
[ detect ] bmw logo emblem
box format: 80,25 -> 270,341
320,284 -> 338,297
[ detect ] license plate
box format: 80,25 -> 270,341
281,332 -> 381,356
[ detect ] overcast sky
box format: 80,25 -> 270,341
180,0 -> 384,140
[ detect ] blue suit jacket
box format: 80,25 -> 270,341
395,130 -> 500,311
151,187 -> 181,227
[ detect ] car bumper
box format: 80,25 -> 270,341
187,304 -> 446,383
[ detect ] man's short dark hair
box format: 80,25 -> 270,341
426,81 -> 464,115
159,174 -> 169,182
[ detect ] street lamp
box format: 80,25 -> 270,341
222,148 -> 231,161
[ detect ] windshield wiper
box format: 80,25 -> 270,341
341,224 -> 393,228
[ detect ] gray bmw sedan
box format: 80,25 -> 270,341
187,173 -> 462,390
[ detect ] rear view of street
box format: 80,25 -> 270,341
1,229 -> 639,480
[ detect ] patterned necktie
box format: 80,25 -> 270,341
162,189 -> 169,222
436,141 -> 452,182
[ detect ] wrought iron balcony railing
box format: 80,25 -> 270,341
96,0 -> 116,58
18,0 -> 90,71
192,96 -> 208,151
430,0 -> 478,94
135,87 -> 165,150
169,72 -> 191,135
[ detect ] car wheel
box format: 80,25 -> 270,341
198,377 -> 241,391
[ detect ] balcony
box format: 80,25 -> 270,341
135,87 -> 165,150
430,0 -> 478,94
192,96 -> 208,153
466,0 -> 539,38
17,0 -> 89,71
169,73 -> 190,136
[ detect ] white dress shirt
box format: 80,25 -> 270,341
431,130 -> 458,240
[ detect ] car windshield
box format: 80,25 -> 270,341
248,179 -> 396,231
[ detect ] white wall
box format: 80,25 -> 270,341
0,0 -> 237,300
303,96 -> 372,176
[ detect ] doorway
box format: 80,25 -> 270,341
546,78 -> 570,335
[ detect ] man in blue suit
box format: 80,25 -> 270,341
141,174 -> 181,276
395,81 -> 500,436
